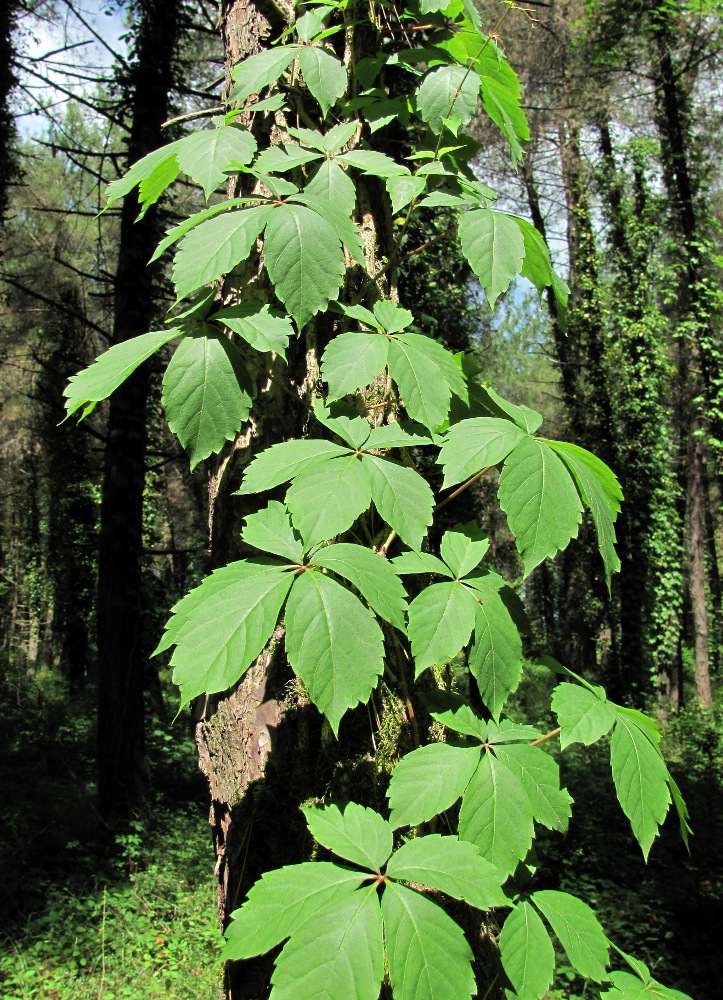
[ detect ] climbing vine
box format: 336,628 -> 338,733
66,2 -> 693,997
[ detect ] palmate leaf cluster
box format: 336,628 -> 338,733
64,2 -> 692,998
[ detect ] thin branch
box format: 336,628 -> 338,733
530,727 -> 561,746
0,275 -> 111,341
59,0 -> 131,71
433,467 -> 492,514
162,106 -> 224,128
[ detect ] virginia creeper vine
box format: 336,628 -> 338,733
65,2 -> 693,998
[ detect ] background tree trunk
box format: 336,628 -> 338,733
97,0 -> 181,824
0,0 -> 19,223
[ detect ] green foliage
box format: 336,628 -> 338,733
61,3 -> 696,997
162,331 -> 254,468
64,329 -> 181,418
224,802 -> 495,1000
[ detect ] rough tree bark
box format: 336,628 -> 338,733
97,0 -> 181,823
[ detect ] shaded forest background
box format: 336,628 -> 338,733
0,0 -> 722,997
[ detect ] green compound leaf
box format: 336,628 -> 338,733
668,772 -> 693,850
254,144 -> 322,174
321,332 -> 389,402
549,440 -> 623,591
374,300 -> 413,332
298,46 -> 347,117
292,193 -> 365,267
338,149 -> 410,178
422,690 -> 488,740
104,139 -> 184,209
467,577 -> 523,720
599,972 -> 649,1000
440,522 -> 489,579
209,303 -> 294,358
470,384 -> 543,435
387,834 -> 507,910
476,45 -> 529,166
271,886 -> 384,1000
388,336 -> 453,431
302,802 -> 393,871
531,890 -> 609,983
458,209 -> 525,306
498,437 -> 583,575
306,159 -> 358,216
363,454 -> 435,551
616,706 -> 662,745
364,423 -> 432,450
499,901 -> 555,1000
285,570 -> 384,734
176,125 -> 258,199
610,712 -> 671,860
286,455 -> 371,548
167,559 -> 294,706
416,64 -> 480,136
296,7 -> 332,43
382,882 -> 476,1000
516,217 -> 554,293
172,206 -> 273,301
388,742 -> 481,830
551,682 -> 617,750
264,203 -> 346,328
223,861 -> 364,959
319,121 -> 359,152
601,970 -> 692,1000
242,502 -> 304,564
237,439 -> 351,494
386,174 -> 427,213
162,331 -> 253,469
394,331 -> 468,398
393,550 -> 454,578
438,417 -> 526,488
335,302 -> 381,328
150,196 -> 263,262
136,154 -> 179,218
407,581 -> 478,676
313,400 -> 371,449
230,45 -> 300,103
458,751 -> 534,876
493,744 -> 572,833
313,543 -> 408,631
64,328 -> 181,419
486,719 -> 543,744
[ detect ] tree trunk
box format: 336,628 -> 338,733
96,0 -> 181,824
650,0 -> 713,708
686,422 -> 713,707
192,6 -> 441,998
0,0 -> 19,222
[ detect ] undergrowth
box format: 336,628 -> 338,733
0,674 -> 223,1000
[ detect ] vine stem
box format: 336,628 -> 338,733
161,106 -> 224,128
378,467 -> 492,558
530,726 -> 561,746
399,225 -> 457,263
433,466 -> 492,514
390,630 -> 420,748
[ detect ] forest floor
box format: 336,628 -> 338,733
0,690 -> 223,999
0,675 -> 720,1000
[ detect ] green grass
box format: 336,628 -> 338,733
0,675 -> 224,1000
0,807 -> 223,999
